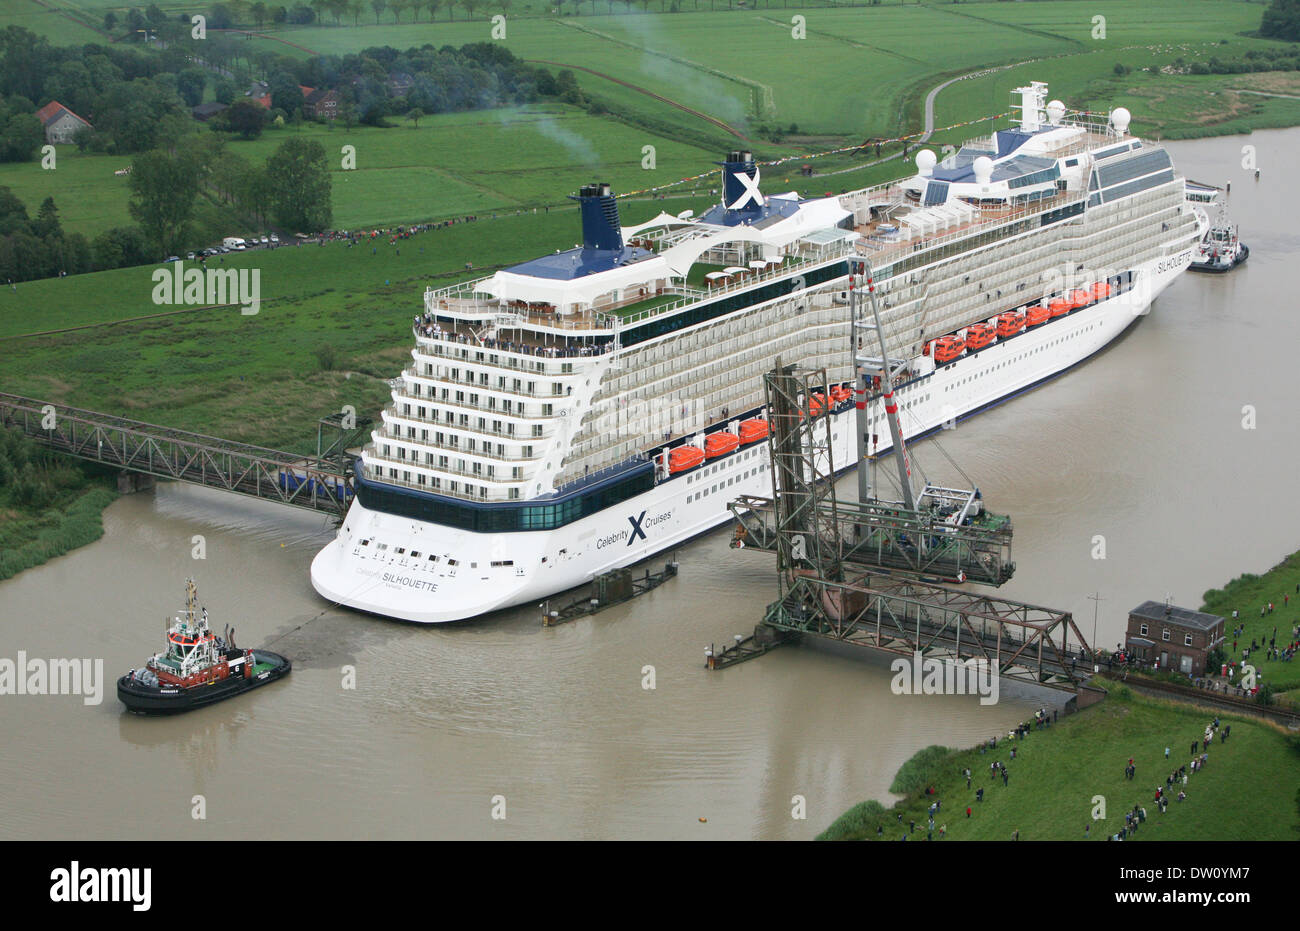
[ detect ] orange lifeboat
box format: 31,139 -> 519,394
923,340 -> 933,357
1068,288 -> 1090,309
1091,281 -> 1112,300
830,385 -> 852,404
704,432 -> 740,459
965,322 -> 996,351
738,418 -> 769,444
996,311 -> 1025,338
933,336 -> 965,364
668,445 -> 704,474
1048,298 -> 1071,318
1025,305 -> 1050,327
807,392 -> 828,416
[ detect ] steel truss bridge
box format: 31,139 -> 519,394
0,393 -> 370,516
767,572 -> 1094,690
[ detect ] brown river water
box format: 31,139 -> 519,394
0,130 -> 1295,840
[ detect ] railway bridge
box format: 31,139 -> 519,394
0,393 -> 370,516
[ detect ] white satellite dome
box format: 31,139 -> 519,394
1046,100 -> 1065,125
1110,106 -> 1132,135
973,155 -> 994,186
915,149 -> 937,177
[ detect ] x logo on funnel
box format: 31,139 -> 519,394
729,166 -> 765,210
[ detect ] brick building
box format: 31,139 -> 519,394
1125,601 -> 1225,675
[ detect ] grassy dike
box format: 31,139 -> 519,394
1201,551 -> 1300,703
819,684 -> 1300,841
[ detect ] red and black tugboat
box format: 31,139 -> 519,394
117,579 -> 290,714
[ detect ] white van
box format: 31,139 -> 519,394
222,237 -> 245,250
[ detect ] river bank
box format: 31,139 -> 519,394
819,683 -> 1300,841
0,431 -> 116,582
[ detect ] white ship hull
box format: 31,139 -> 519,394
310,250 -> 1191,623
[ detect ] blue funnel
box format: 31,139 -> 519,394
572,183 -> 623,252
721,150 -> 762,212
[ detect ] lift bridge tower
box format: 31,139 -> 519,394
723,261 -> 1094,688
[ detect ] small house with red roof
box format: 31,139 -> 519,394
35,100 -> 92,144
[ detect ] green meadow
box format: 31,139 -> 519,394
0,103 -> 728,239
821,684 -> 1300,841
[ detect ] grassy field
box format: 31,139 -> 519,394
0,103 -> 729,239
1202,550 -> 1300,695
820,684 -> 1300,841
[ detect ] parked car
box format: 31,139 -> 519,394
164,255 -> 180,263
259,236 -> 269,245
269,233 -> 280,243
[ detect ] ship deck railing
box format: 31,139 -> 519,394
419,245 -> 857,339
413,325 -> 616,362
380,407 -> 555,447
365,451 -> 531,486
400,366 -> 564,405
853,189 -> 1085,272
384,386 -> 558,423
370,426 -> 543,464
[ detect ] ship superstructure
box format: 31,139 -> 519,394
311,82 -> 1203,623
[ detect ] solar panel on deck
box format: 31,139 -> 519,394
923,180 -> 949,206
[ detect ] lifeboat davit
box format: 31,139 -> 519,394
965,322 -> 996,351
1026,304 -> 1050,327
738,418 -> 769,444
1068,288 -> 1090,309
996,311 -> 1025,338
704,432 -> 740,459
1048,298 -> 1071,318
668,445 -> 704,474
933,336 -> 965,364
1091,281 -> 1112,300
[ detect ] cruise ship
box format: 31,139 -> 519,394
311,82 -> 1206,623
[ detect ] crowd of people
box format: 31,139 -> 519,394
1106,716 -> 1231,841
869,701 -> 1245,841
410,309 -> 612,360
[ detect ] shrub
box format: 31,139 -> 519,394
817,800 -> 886,841
890,744 -> 954,794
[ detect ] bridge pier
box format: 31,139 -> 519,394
116,471 -> 156,495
